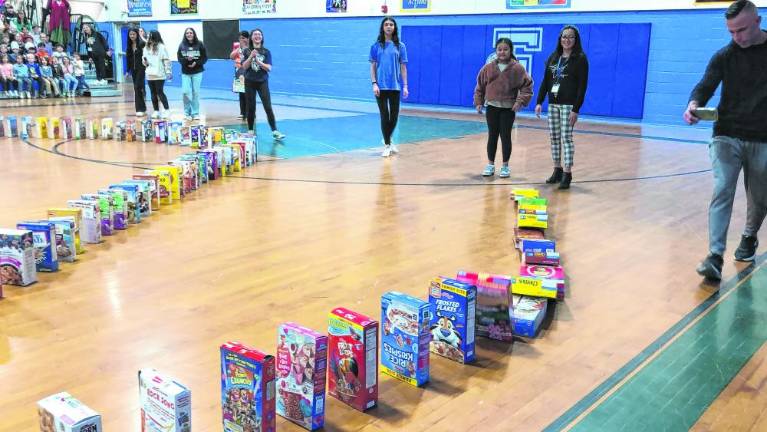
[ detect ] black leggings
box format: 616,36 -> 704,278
485,105 -> 515,163
245,79 -> 277,131
376,90 -> 400,145
147,79 -> 169,111
132,68 -> 146,112
90,52 -> 106,80
239,92 -> 246,116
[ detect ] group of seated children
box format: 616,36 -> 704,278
0,44 -> 90,98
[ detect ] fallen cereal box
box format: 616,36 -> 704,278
37,392 -> 102,432
511,294 -> 548,338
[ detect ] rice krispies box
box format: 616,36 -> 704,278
428,277 -> 477,364
0,229 -> 37,286
275,323 -> 328,430
138,368 -> 192,432
511,295 -> 548,338
327,307 -> 379,411
221,341 -> 276,432
16,221 -> 59,272
456,271 -> 514,342
37,392 -> 102,432
381,291 -> 431,387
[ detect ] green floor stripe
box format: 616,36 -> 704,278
544,255 -> 767,432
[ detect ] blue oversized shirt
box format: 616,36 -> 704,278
369,41 -> 408,91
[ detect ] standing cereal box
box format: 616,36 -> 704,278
138,368 -> 191,432
428,277 -> 477,364
47,217 -> 77,263
133,174 -> 162,211
327,307 -> 379,411
47,208 -> 84,254
456,271 -> 514,342
0,229 -> 37,286
37,392 -> 102,432
6,116 -> 18,137
276,323 -> 328,430
16,221 -> 59,272
381,291 -> 431,387
221,341 -> 276,432
66,200 -> 102,244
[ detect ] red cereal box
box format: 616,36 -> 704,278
327,307 -> 379,411
220,341 -> 276,432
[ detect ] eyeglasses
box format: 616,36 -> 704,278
561,35 -> 575,40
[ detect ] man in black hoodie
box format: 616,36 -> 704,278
177,27 -> 207,121
684,0 -> 767,281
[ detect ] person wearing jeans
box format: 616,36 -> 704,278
177,27 -> 207,121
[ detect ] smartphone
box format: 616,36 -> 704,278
693,107 -> 718,121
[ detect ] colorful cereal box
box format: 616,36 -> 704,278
0,229 -> 37,286
381,291 -> 431,387
66,200 -> 102,244
220,341 -> 276,432
152,166 -> 181,201
110,184 -> 141,224
133,174 -> 161,211
61,116 -> 73,139
47,217 -> 77,263
0,115 -> 4,137
146,170 -> 173,205
511,295 -> 548,338
86,119 -> 97,139
37,392 -> 102,432
6,116 -> 18,137
518,213 -> 548,230
101,189 -> 127,230
456,271 -> 514,342
513,227 -> 545,250
74,118 -> 86,140
20,115 -> 32,139
153,120 -> 167,143
511,276 -> 558,299
180,126 -> 191,146
168,121 -> 182,144
47,208 -> 84,254
519,264 -> 566,300
276,323 -> 327,430
81,194 -> 113,236
122,180 -> 152,218
511,188 -> 540,201
197,150 -> 219,180
46,117 -> 59,139
100,117 -> 113,139
16,221 -> 59,272
141,120 -> 154,142
428,277 -> 477,364
126,121 -> 136,141
138,368 -> 192,432
327,307 -> 379,411
190,125 -> 204,148
522,249 -> 560,266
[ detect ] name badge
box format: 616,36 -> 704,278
551,83 -> 560,95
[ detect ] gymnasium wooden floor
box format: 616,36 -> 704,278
1,87 -> 765,431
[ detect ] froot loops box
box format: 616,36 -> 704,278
221,341 -> 276,432
327,307 -> 378,411
428,277 -> 476,364
381,291 -> 431,387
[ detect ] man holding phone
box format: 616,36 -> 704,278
684,0 -> 767,281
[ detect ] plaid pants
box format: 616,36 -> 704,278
548,104 -> 575,167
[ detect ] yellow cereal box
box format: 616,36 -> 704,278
47,208 -> 84,254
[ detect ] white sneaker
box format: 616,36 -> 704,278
184,115 -> 192,121
192,115 -> 200,121
382,145 -> 392,157
136,112 -> 145,117
390,143 -> 399,153
482,164 -> 495,176
272,130 -> 285,140
151,111 -> 160,119
161,111 -> 169,119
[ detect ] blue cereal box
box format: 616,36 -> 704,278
221,341 -> 276,432
381,291 -> 431,387
16,221 -> 59,272
428,277 -> 477,364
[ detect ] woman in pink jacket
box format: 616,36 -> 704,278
473,38 -> 533,178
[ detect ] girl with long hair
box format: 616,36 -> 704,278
142,30 -> 171,119
83,23 -> 108,84
241,29 -> 285,139
126,27 -> 147,116
177,27 -> 207,121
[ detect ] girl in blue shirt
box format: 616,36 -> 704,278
369,16 -> 408,157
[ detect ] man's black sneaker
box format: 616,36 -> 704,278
696,253 -> 723,280
734,235 -> 758,262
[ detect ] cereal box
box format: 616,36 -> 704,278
122,180 -> 153,217
0,229 -> 37,286
46,209 -> 84,254
46,117 -> 59,139
208,127 -> 225,145
47,217 -> 77,263
110,184 -> 141,224
101,189 -> 127,230
20,115 -> 32,139
519,264 -> 565,300
74,118 -> 86,140
511,295 -> 548,338
380,291 -> 431,387
180,126 -> 191,146
66,200 -> 102,244
197,150 -> 219,180
6,116 -> 18,137
517,213 -> 548,230
511,276 -> 557,299
37,392 -> 102,432
138,368 -> 191,432
153,120 -> 168,143
61,116 -> 73,139
35,116 -> 48,138
513,227 -> 545,250
456,271 -> 513,342
152,166 -> 181,201
276,323 -> 327,430
126,121 -> 136,142
81,194 -> 113,236
168,121 -> 182,144
327,307 -> 378,411
100,117 -> 113,139
86,119 -> 97,139
522,249 -> 560,266
141,120 -> 154,142
220,341 -> 276,432
17,221 -> 59,272
0,115 -> 4,137
428,277 -> 476,364
190,125 -> 204,148
133,174 -> 162,211
510,188 -> 540,201
146,170 -> 173,205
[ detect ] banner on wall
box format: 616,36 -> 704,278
243,0 -> 277,15
326,0 -> 347,13
506,0 -> 570,9
400,0 -> 430,13
170,0 -> 198,15
127,0 -> 152,17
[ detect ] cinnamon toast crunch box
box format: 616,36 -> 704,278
221,341 -> 276,432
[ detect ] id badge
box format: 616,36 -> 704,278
551,83 -> 560,95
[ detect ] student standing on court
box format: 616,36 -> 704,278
684,0 -> 767,281
241,29 -> 285,139
370,16 -> 408,157
535,25 -> 589,190
230,31 -> 249,120
473,38 -> 533,178
178,27 -> 207,121
82,23 -> 108,84
125,27 -> 146,117
142,30 -> 171,119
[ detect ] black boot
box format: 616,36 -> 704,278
559,172 -> 572,190
546,167 -> 563,184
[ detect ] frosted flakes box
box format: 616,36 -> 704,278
519,264 -> 565,300
16,221 -> 59,272
66,200 -> 102,244
37,392 -> 102,432
0,229 -> 37,286
221,341 -> 276,432
327,307 -> 378,411
138,368 -> 191,432
456,271 -> 513,342
47,208 -> 84,254
276,323 -> 327,430
381,291 -> 431,387
511,295 -> 548,338
428,277 -> 476,364
47,217 -> 77,263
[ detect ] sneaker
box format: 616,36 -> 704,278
696,253 -> 723,280
390,143 -> 399,153
272,130 -> 285,140
734,235 -> 759,262
184,115 -> 192,121
136,112 -> 145,117
382,145 -> 392,157
482,164 -> 495,176
238,114 -> 245,120
151,111 -> 160,119
161,111 -> 169,119
192,115 -> 200,121
499,166 -> 510,178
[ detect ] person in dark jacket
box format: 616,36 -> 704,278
126,27 -> 146,116
83,23 -> 108,84
177,27 -> 207,121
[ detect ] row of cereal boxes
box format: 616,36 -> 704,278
0,130 -> 257,295
35,277 -> 557,432
1,114 -> 234,147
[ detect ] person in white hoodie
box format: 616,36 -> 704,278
142,30 -> 171,119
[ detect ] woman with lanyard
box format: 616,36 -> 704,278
177,27 -> 207,121
83,23 -> 108,85
535,25 -> 589,190
125,27 -> 146,117
370,16 -> 408,157
241,29 -> 285,139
